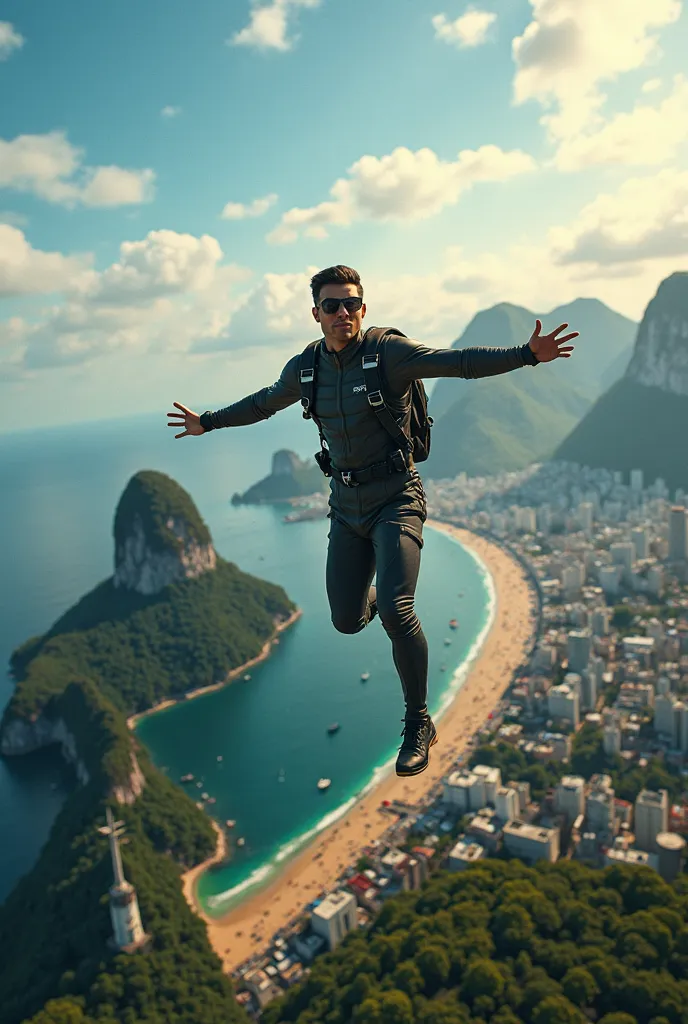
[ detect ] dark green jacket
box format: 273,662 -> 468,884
200,329 -> 538,473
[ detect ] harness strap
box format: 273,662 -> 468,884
361,328 -> 414,455
299,340 -> 328,452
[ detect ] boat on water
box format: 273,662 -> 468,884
236,837 -> 246,847
327,722 -> 340,735
216,755 -> 223,762
207,797 -> 216,805
449,618 -> 459,629
243,674 -> 251,681
201,792 -> 210,800
360,671 -> 370,681
225,819 -> 236,829
444,638 -> 452,646
196,781 -> 203,788
317,778 -> 331,791
180,773 -> 194,783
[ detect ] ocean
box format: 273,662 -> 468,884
0,406 -> 491,907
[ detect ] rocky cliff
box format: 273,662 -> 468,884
556,272 -> 688,490
114,470 -> 217,594
231,448 -> 327,504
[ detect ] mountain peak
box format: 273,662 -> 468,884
624,271 -> 688,396
113,470 -> 216,595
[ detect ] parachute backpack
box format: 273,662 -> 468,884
299,327 -> 433,476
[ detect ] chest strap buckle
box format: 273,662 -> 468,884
341,471 -> 359,487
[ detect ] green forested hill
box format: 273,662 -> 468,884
0,471 -> 296,1024
6,555 -> 294,724
264,859 -> 688,1024
424,298 -> 636,480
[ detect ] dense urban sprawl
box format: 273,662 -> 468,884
234,460 -> 688,1018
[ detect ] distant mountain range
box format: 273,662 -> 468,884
424,298 -> 637,479
556,271 -> 688,491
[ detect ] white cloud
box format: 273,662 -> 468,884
551,169 -> 688,265
0,21 -> 24,60
1,230 -> 252,375
161,105 -> 182,118
192,267 -> 318,351
267,144 -> 536,243
0,210 -> 28,227
0,131 -> 156,207
432,8 -> 497,49
0,224 -> 90,297
512,0 -> 681,140
221,193 -> 278,220
230,0 -> 320,52
553,73 -> 688,171
641,77 -> 662,93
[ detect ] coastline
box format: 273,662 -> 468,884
181,522 -> 538,972
182,819 -> 228,907
126,607 -> 303,730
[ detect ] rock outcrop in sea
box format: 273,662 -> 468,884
231,448 -> 327,504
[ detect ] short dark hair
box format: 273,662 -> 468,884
310,265 -> 363,306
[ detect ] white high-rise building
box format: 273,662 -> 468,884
548,684 -> 580,728
668,506 -> 688,561
567,629 -> 592,673
472,764 -> 502,805
495,786 -> 520,822
653,694 -> 676,740
577,502 -> 594,532
311,890 -> 357,950
97,808 -> 148,952
555,776 -> 585,822
503,821 -> 560,863
580,669 -> 597,712
562,564 -> 585,596
634,790 -> 669,854
631,527 -> 650,560
599,564 -> 622,596
603,722 -> 622,756
611,542 -> 635,583
647,565 -> 664,597
591,607 -> 610,636
630,469 -> 644,492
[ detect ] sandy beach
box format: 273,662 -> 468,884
181,522 -> 538,972
127,607 -> 303,730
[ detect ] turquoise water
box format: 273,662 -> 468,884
135,511 -> 493,914
0,407 -> 491,908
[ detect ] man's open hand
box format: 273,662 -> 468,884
528,320 -> 578,363
167,402 -> 205,438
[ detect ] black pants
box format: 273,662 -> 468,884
325,471 -> 429,720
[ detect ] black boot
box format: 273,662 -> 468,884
395,715 -> 437,777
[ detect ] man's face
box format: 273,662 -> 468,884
312,283 -> 366,346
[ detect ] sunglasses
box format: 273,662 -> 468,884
318,296 -> 363,316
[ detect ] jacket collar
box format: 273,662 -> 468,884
319,329 -> 365,367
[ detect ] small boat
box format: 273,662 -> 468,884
317,778 -> 331,791
201,792 -> 210,800
440,665 -> 447,672
196,781 -> 203,788
217,755 -> 223,762
327,722 -> 340,735
207,797 -> 216,805
180,774 -> 194,783
444,638 -> 451,646
236,837 -> 246,847
449,618 -> 458,630
226,819 -> 236,829
360,671 -> 370,682
243,674 -> 251,681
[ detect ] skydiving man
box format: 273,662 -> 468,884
168,265 -> 577,777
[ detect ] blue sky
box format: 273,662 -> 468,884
1,0 -> 688,428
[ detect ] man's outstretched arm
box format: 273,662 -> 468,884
199,353 -> 302,431
384,320 -> 577,387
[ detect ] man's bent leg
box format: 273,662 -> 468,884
372,518 -> 437,777
372,519 -> 428,716
326,517 -> 377,634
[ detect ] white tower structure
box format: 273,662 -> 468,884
668,506 -> 688,561
97,807 -> 148,952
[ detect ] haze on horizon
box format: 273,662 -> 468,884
1,0 -> 688,430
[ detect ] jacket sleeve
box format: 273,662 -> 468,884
383,335 -> 539,387
202,353 -> 302,430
